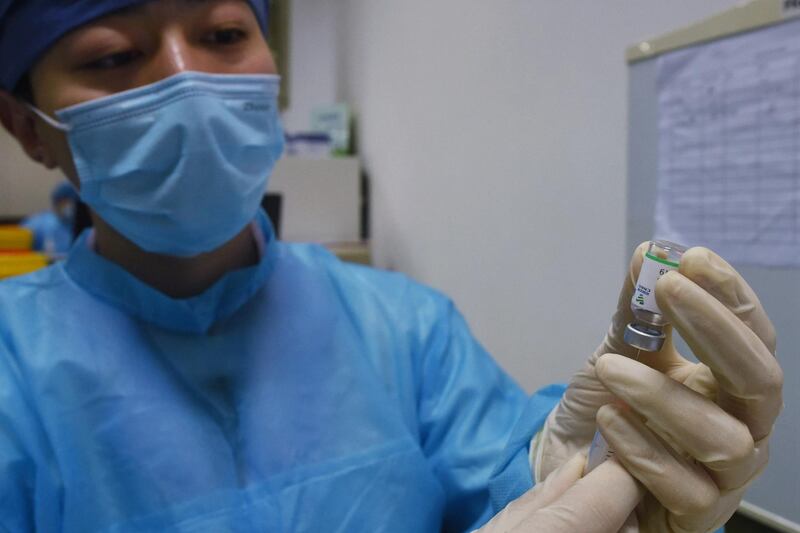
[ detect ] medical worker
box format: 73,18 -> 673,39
0,1 -> 783,532
21,181 -> 79,255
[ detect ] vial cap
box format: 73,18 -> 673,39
624,322 -> 666,352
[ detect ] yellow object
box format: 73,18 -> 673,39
326,242 -> 371,266
0,226 -> 34,251
0,252 -> 49,279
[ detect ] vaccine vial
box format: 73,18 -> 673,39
623,240 -> 687,353
585,240 -> 687,474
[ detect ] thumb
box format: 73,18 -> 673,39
519,452 -> 587,512
477,453 -> 586,532
520,459 -> 644,533
618,511 -> 639,533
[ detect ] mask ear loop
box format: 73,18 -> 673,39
25,104 -> 71,132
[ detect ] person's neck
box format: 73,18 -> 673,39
91,215 -> 260,299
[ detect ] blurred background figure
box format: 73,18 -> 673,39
21,181 -> 78,256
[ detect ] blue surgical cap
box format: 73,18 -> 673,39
0,0 -> 269,92
51,181 -> 79,203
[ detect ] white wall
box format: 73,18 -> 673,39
0,130 -> 64,219
281,0 -> 341,132
338,0 -> 740,392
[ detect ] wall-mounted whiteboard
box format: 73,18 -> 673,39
627,2 -> 800,530
654,19 -> 800,267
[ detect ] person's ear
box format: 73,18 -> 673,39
0,90 -> 58,169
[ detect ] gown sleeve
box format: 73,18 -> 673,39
0,338 -> 37,532
413,296 -> 565,532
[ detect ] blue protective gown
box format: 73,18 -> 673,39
20,211 -> 73,254
0,210 -> 564,532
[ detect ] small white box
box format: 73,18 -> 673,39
267,157 -> 361,243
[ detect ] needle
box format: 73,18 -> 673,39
635,349 -> 642,362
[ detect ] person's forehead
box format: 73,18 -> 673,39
0,0 -> 267,92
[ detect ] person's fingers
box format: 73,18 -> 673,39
527,452 -> 588,510
657,271 -> 783,440
595,354 -> 763,490
539,359 -> 618,482
617,511 -> 639,533
509,452 -> 587,514
597,404 -> 720,530
679,247 -> 776,354
515,459 -> 644,533
679,362 -> 719,400
478,453 -> 586,531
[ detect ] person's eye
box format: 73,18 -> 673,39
207,28 -> 248,45
84,50 -> 142,70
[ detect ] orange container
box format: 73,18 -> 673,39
0,252 -> 49,279
0,226 -> 34,251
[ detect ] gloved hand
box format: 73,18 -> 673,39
530,244 -> 782,532
477,454 -> 644,533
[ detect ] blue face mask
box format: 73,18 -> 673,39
30,72 -> 285,257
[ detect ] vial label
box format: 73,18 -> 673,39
633,252 -> 680,316
585,430 -> 615,474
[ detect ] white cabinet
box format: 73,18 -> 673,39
267,157 -> 361,243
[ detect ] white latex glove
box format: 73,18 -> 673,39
476,454 -> 644,533
531,244 -> 783,532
